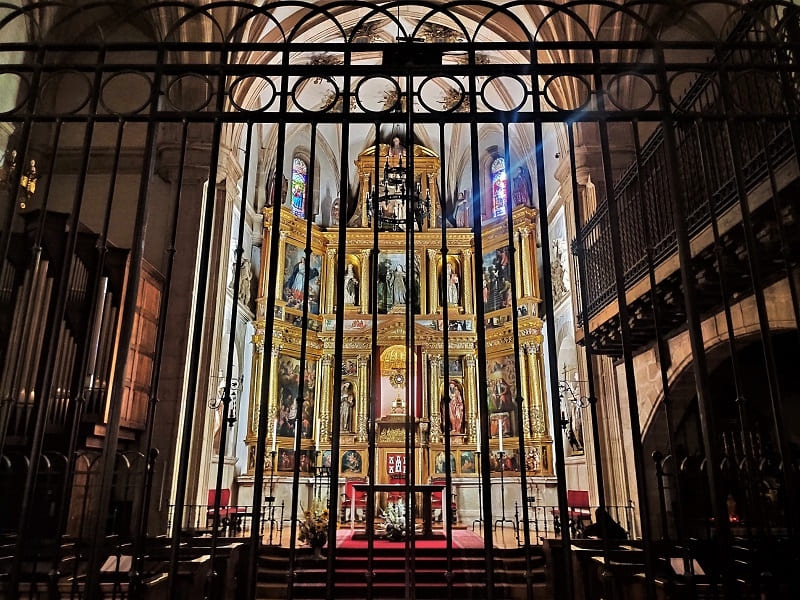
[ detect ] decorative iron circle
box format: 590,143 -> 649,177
354,75 -> 400,113
0,73 -> 29,114
667,70 -> 723,116
40,70 -> 92,114
292,76 -> 339,113
417,76 -> 465,113
229,75 -> 277,112
100,71 -> 152,115
542,74 -> 592,112
481,75 -> 528,113
606,73 -> 656,111
166,73 -> 213,112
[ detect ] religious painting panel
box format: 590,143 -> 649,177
277,448 -> 315,473
448,358 -> 463,377
341,449 -> 364,475
282,243 -> 322,315
486,354 -> 517,437
433,451 -> 457,475
440,381 -> 466,435
482,245 -> 512,314
277,355 -> 317,440
321,450 -> 332,469
377,253 -> 420,314
489,449 -> 520,473
460,450 -> 476,474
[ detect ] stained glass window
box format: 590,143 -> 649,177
490,157 -> 507,218
290,157 -> 308,217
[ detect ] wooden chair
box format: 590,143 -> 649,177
552,489 -> 591,535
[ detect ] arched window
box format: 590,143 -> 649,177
290,157 -> 308,217
490,157 -> 507,218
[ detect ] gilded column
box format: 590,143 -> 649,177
428,355 -> 441,442
275,231 -> 288,299
527,337 -> 547,436
360,173 -> 371,227
325,248 -> 336,314
519,344 -> 531,439
464,353 -> 478,444
421,350 -> 429,419
462,248 -> 473,315
357,355 -> 369,442
359,249 -> 370,314
320,354 -> 333,442
427,172 -> 437,227
519,227 -> 533,298
245,327 -> 265,472
267,345 -> 281,446
427,248 -> 438,314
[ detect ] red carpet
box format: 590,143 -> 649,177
335,528 -> 485,549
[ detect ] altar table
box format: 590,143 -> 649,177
351,483 -> 445,537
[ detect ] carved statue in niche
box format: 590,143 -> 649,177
340,380 -> 356,432
550,239 -> 568,304
452,191 -> 470,228
389,136 -> 406,158
512,166 -> 532,207
343,262 -> 359,305
583,173 -> 597,219
446,262 -> 460,305
236,257 -> 252,305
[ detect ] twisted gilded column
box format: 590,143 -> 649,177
319,354 -> 333,442
428,355 -> 441,442
356,356 -> 369,442
464,354 -> 478,444
325,248 -> 336,313
519,344 -> 531,438
359,249 -> 370,313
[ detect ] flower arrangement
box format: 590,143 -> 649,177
298,501 -> 329,552
380,500 -> 407,541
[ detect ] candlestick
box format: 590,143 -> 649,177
498,419 -> 504,452
271,418 -> 278,452
314,416 -> 320,448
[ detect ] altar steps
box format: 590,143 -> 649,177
257,545 -> 549,599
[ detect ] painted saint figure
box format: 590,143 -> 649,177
512,166 -> 532,207
448,382 -> 465,434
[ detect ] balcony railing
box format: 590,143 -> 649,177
574,41 -> 798,322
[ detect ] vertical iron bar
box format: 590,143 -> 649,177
169,49 -> 228,596
86,52 -> 165,600
529,58 -> 574,600
208,121 -> 255,598
325,49 -> 352,598
247,52 -> 291,600
467,74 -> 495,600
366,121 -> 381,600
130,119 -> 189,598
49,118 -> 126,597
439,120 -> 454,600
287,121 -> 317,600
653,46 -> 730,590
10,47 -> 108,599
501,122 -> 533,600
630,120 -> 687,543
718,65 -> 796,533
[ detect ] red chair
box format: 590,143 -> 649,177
341,478 -> 367,521
430,479 -> 457,523
552,489 -> 591,535
206,489 -> 239,530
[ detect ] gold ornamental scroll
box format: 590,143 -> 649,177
464,353 -> 478,444
359,249 -> 370,313
357,355 -> 369,442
